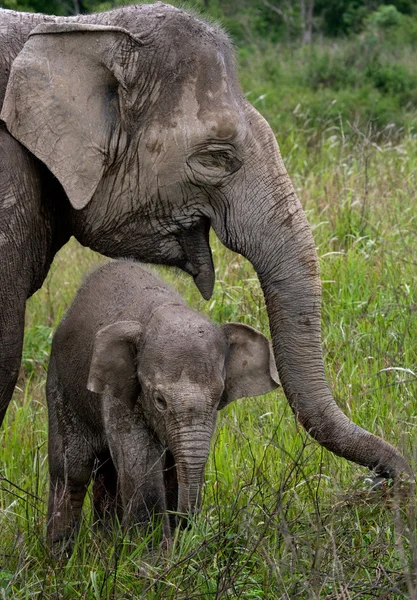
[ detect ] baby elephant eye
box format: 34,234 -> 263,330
154,393 -> 168,413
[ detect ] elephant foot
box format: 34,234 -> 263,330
49,532 -> 75,560
159,534 -> 171,553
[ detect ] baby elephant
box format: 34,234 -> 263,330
46,261 -> 279,553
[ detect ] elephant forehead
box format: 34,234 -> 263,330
197,108 -> 241,141
142,27 -> 241,132
185,61 -> 242,133
158,375 -> 225,407
142,318 -> 227,381
155,333 -> 226,370
145,83 -> 242,154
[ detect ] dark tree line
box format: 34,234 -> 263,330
0,0 -> 416,39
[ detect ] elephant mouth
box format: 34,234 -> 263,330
178,218 -> 215,300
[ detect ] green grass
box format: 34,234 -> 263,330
1,38 -> 417,599
238,27 -> 417,144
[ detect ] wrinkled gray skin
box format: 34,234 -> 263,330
46,260 -> 279,552
0,3 -> 411,479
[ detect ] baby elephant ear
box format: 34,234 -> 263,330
220,323 -> 280,408
87,321 -> 143,405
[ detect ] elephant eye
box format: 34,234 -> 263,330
197,151 -> 241,173
154,392 -> 168,413
187,146 -> 242,184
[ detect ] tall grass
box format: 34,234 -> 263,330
1,36 -> 417,599
238,29 -> 417,141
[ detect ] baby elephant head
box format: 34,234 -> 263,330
87,307 -> 279,520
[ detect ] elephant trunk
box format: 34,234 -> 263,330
170,429 -> 212,517
176,466 -> 205,516
256,216 -> 411,477
212,104 -> 412,479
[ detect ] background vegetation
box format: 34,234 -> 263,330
1,0 -> 417,598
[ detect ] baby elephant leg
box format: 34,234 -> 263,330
103,398 -> 170,542
92,455 -> 122,528
47,438 -> 94,557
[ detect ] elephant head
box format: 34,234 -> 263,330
87,313 -> 279,517
1,4 -> 411,478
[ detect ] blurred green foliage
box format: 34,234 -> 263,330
21,325 -> 53,376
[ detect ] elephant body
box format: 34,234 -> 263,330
0,4 -> 411,480
46,260 -> 278,552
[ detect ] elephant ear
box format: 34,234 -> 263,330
87,320 -> 143,405
219,323 -> 279,408
0,23 -> 141,210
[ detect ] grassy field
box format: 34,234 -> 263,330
1,35 -> 417,599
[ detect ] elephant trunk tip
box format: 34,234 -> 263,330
373,449 -> 414,483
176,506 -> 202,530
193,269 -> 215,301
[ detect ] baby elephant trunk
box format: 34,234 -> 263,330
172,433 -> 213,520
177,466 -> 205,517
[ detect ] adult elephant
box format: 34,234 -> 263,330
0,3 -> 411,479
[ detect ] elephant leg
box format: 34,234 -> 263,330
47,476 -> 89,557
0,127 -> 67,428
109,437 -> 170,539
0,128 -> 31,429
103,399 -> 170,541
92,454 -> 123,528
47,436 -> 94,557
163,449 -> 178,532
0,294 -> 26,427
